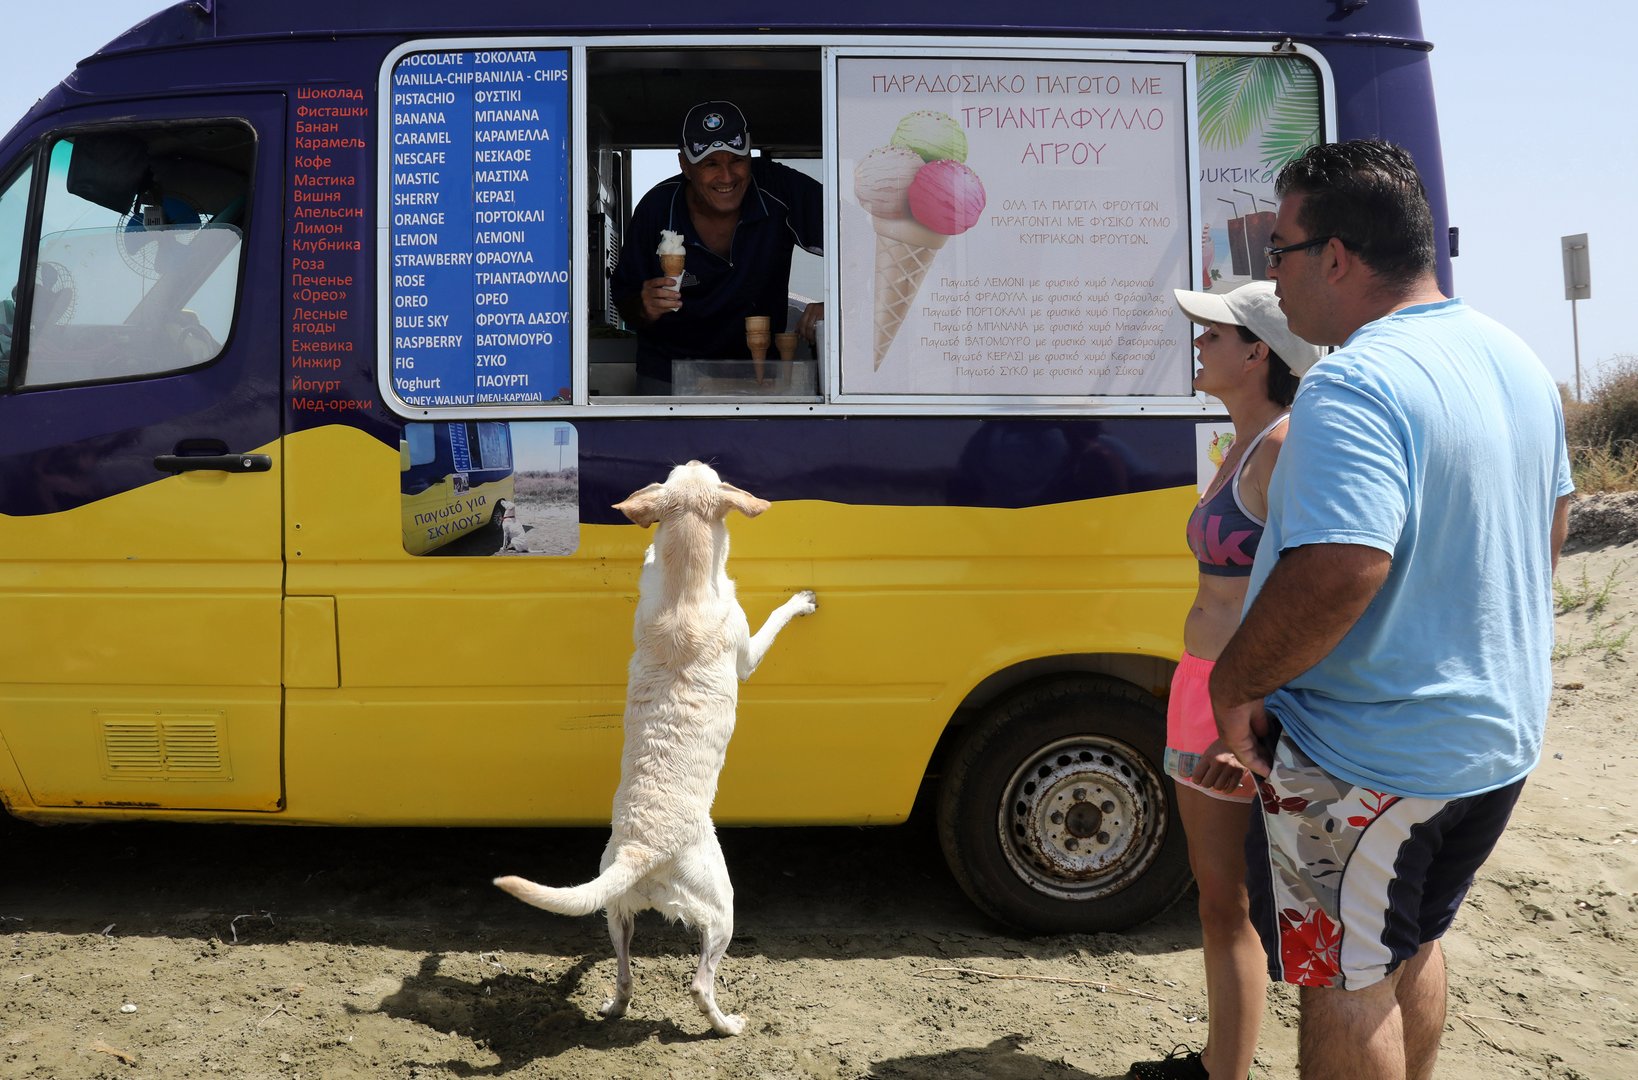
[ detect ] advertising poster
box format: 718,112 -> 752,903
1196,56 -> 1321,292
400,420 -> 579,557
837,57 -> 1193,397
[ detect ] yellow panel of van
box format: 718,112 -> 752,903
0,687 -> 282,811
274,424 -> 1192,826
0,448 -> 284,818
284,595 -> 340,689
0,469 -> 282,689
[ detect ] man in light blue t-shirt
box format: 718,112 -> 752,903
1208,140 -> 1572,1080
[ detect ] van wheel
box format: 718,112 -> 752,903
481,502 -> 508,547
936,675 -> 1191,934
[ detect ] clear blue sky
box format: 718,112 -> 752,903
3,2 -> 1630,395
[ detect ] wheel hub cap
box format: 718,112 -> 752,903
997,735 -> 1167,901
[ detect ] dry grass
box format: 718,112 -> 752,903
1565,356 -> 1638,493
514,468 -> 578,504
1568,441 -> 1638,494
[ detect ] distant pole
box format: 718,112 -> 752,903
1561,233 -> 1592,399
1571,299 -> 1582,401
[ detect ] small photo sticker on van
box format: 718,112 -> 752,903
400,421 -> 579,557
1195,423 -> 1235,494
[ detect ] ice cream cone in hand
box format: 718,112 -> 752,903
657,229 -> 687,294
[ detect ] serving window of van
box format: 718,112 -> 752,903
377,41 -> 1320,416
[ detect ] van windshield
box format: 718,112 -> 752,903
20,123 -> 253,388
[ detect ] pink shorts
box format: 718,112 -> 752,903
1165,651 -> 1256,802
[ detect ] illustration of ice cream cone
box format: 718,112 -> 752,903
892,110 -> 968,165
853,113 -> 986,369
871,216 -> 948,368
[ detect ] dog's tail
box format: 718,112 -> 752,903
493,843 -> 661,917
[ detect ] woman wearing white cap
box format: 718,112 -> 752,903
1128,281 -> 1322,1080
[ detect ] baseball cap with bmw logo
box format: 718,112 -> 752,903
681,101 -> 751,164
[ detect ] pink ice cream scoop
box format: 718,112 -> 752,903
853,145 -> 924,219
907,159 -> 986,235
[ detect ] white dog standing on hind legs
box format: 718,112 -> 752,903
494,460 -> 817,1036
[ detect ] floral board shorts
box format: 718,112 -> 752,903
1245,718 -> 1526,990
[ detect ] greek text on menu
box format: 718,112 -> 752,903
838,58 -> 1193,397
925,273 -> 1177,383
389,49 -> 572,407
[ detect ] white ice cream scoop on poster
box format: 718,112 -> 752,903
851,113 -> 988,372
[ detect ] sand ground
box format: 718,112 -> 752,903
1,501 -> 1633,1079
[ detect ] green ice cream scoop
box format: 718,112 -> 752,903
891,111 -> 968,163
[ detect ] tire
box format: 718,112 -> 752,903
936,674 -> 1192,934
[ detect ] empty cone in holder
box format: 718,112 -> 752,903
745,316 -> 771,382
871,215 -> 947,369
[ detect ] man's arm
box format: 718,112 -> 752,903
1551,493 -> 1571,572
1208,542 -> 1391,775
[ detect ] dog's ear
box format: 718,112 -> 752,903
614,483 -> 667,527
716,482 -> 770,519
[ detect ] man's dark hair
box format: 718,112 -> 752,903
1274,139 -> 1436,289
1232,325 -> 1300,407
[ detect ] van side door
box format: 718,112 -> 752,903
0,96 -> 286,814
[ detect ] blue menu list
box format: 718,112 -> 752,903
389,49 -> 571,406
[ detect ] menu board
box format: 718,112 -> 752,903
386,49 -> 571,407
837,57 -> 1193,397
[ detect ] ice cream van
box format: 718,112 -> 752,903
0,0 -> 1451,932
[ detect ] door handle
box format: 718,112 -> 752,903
154,453 -> 272,473
154,438 -> 272,474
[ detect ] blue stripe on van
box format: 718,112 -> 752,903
0,372 -> 282,517
573,415 -> 1197,524
0,414 -> 1197,519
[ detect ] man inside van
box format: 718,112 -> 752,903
612,101 -> 824,394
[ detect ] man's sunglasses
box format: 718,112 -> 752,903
1264,235 -> 1355,268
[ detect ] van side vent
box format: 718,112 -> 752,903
98,713 -> 231,781
102,721 -> 165,772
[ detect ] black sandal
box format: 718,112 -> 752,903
1127,1045 -> 1210,1080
